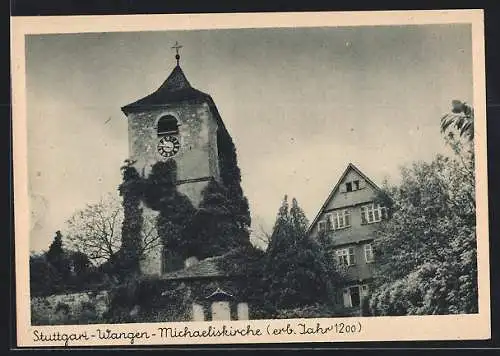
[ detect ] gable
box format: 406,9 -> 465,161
307,163 -> 382,234
325,169 -> 378,210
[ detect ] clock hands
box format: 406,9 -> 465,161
157,135 -> 180,157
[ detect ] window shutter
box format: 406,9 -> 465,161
361,207 -> 367,224
325,216 -> 332,231
348,247 -> 356,265
345,210 -> 351,226
364,244 -> 373,262
343,289 -> 351,308
359,179 -> 366,189
339,184 -> 347,193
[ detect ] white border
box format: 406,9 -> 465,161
11,9 -> 490,347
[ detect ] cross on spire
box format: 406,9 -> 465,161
171,41 -> 183,66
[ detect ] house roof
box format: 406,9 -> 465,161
307,163 -> 383,234
121,64 -> 212,115
159,244 -> 266,282
160,255 -> 231,281
120,60 -> 232,143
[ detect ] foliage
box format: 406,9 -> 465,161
103,277 -> 197,323
186,180 -> 252,259
271,303 -> 342,319
369,131 -> 477,315
30,252 -> 62,296
65,194 -> 123,266
30,230 -> 114,297
66,163 -> 161,272
441,99 -> 474,141
217,130 -> 252,232
264,196 -> 345,309
45,231 -> 69,281
142,159 -> 177,210
144,160 -> 197,266
117,160 -> 144,275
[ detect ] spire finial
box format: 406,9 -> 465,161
171,41 -> 183,66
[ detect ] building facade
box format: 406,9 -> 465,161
119,49 -> 255,322
307,163 -> 388,315
121,51 -> 237,277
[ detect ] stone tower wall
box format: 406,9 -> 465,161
127,101 -> 221,276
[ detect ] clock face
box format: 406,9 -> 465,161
157,135 -> 180,158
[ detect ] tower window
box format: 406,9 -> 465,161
157,115 -> 179,136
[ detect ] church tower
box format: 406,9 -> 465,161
121,43 -> 234,276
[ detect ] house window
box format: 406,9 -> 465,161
326,210 -> 351,230
318,220 -> 327,233
336,209 -> 351,229
361,203 -> 387,224
353,180 -> 360,190
346,182 -> 353,192
336,247 -> 356,266
157,115 -> 179,136
364,244 -> 374,263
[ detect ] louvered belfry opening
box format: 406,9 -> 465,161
157,115 -> 179,136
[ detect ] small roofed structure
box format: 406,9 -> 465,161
206,287 -> 234,301
158,250 -> 258,321
160,254 -> 237,282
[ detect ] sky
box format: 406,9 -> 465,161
25,24 -> 473,252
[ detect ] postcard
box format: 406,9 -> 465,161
11,9 -> 490,347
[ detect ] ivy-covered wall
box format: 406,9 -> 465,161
118,105 -> 252,277
31,290 -> 110,325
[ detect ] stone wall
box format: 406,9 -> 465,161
127,101 -> 222,276
127,101 -> 220,186
31,290 -> 110,325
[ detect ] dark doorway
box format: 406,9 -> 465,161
350,286 -> 361,307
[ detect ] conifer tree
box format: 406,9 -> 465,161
264,196 -> 344,309
217,132 -> 251,232
186,179 -> 251,259
46,230 -> 70,284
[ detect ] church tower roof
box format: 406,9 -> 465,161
121,44 -> 210,115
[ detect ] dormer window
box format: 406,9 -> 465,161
353,180 -> 360,190
342,179 -> 364,193
157,115 -> 179,136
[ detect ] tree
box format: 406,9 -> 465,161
65,193 -> 159,267
45,230 -> 71,283
264,195 -> 345,309
65,195 -> 123,266
30,252 -> 60,296
142,160 -> 196,270
369,130 -> 477,315
118,160 -> 145,275
441,99 -> 474,141
186,179 -> 252,259
68,251 -> 92,279
217,132 -> 252,233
